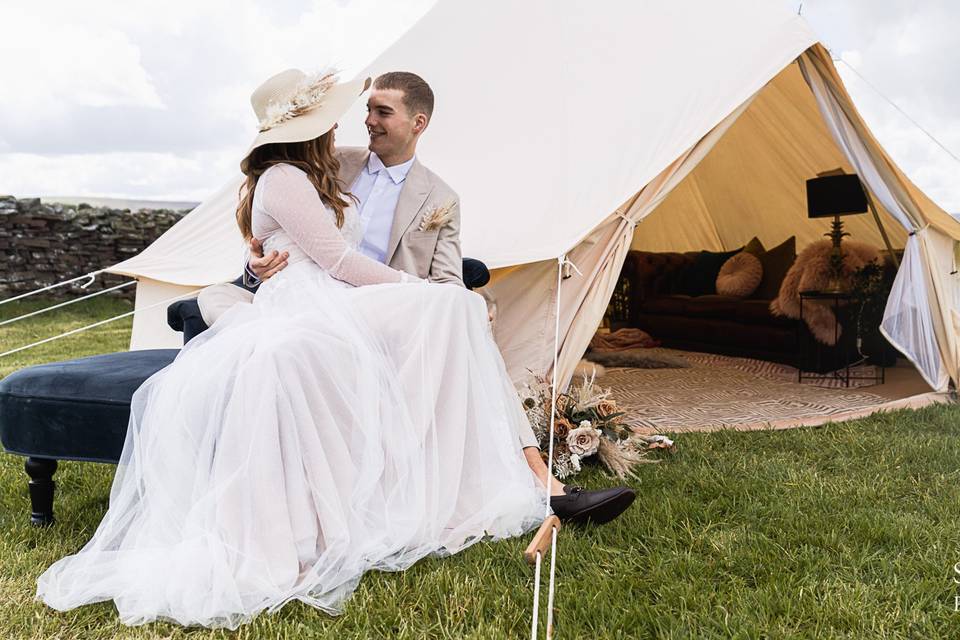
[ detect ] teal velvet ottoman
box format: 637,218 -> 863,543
0,299 -> 204,526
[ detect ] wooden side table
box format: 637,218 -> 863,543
797,290 -> 885,387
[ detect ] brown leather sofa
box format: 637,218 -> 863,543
613,250 -> 852,372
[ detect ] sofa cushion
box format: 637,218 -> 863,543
716,252 -> 763,298
676,248 -> 742,296
0,349 -> 178,463
742,236 -> 766,256
752,236 -> 797,300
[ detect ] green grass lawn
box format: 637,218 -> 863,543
2,298 -> 960,638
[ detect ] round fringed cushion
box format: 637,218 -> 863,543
716,252 -> 763,297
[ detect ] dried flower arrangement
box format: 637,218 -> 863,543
520,370 -> 674,479
259,69 -> 339,132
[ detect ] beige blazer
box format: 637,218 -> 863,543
336,147 -> 463,286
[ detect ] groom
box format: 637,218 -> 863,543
198,71 -> 635,525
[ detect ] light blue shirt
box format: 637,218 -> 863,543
349,152 -> 416,263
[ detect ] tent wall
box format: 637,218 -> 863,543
109,176 -> 246,287
108,177 -> 246,351
129,278 -> 201,350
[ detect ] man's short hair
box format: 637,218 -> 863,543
373,72 -> 434,120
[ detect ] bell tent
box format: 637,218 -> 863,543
107,0 -> 960,395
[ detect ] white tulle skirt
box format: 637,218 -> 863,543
36,262 -> 546,629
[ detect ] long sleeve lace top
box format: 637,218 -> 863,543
252,163 -> 420,286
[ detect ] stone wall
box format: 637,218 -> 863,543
0,195 -> 188,300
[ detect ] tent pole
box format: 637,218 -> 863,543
864,188 -> 900,268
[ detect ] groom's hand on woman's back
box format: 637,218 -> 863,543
249,237 -> 289,281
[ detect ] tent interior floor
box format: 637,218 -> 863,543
598,349 -> 946,434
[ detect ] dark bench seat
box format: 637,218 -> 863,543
0,349 -> 179,525
0,349 -> 179,464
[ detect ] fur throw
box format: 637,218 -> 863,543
585,349 -> 690,369
573,359 -> 607,379
770,239 -> 880,345
589,328 -> 659,351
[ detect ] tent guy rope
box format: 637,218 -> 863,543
831,53 -> 960,166
0,281 -> 137,328
0,270 -> 105,307
0,288 -> 202,359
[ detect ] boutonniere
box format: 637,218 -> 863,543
418,200 -> 456,231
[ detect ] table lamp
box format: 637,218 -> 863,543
806,172 -> 868,293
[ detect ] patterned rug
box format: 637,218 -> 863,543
600,348 -> 893,433
669,349 -> 884,389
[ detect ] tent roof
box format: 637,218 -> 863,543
110,176 -> 244,285
335,0 -> 819,268
112,1 -> 955,286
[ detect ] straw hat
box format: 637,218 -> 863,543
240,68 -> 371,173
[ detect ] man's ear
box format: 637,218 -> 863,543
413,113 -> 429,135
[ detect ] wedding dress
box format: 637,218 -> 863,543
36,163 -> 546,629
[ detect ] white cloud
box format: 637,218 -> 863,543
0,7 -> 165,126
0,0 -> 436,199
794,0 -> 960,212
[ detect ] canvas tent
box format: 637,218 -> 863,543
108,0 -> 960,395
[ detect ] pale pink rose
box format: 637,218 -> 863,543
567,426 -> 601,456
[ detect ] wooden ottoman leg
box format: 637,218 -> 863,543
25,457 -> 57,527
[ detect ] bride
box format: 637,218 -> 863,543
35,71 -> 547,629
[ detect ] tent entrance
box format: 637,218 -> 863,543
584,53 -> 953,428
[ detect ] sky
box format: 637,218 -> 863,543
793,0 -> 960,213
0,0 -> 435,203
0,0 -> 958,212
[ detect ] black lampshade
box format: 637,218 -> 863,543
806,174 -> 868,218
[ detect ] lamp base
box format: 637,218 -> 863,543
824,214 -> 850,293
821,277 -> 847,295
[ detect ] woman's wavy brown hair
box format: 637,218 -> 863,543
236,131 -> 353,241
